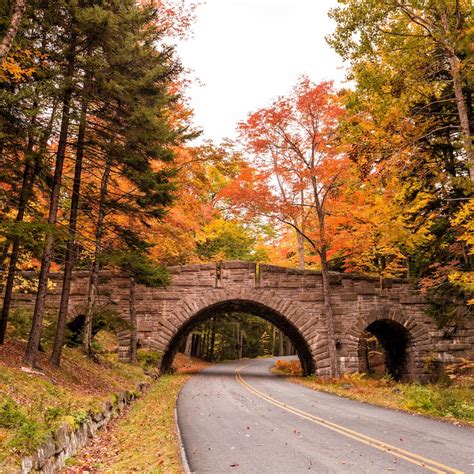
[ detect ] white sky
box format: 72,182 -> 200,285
176,0 -> 346,143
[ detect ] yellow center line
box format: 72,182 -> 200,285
234,362 -> 464,474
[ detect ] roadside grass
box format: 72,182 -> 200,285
0,336 -> 151,470
273,360 -> 474,425
72,374 -> 190,472
66,353 -> 210,472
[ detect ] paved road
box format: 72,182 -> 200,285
176,357 -> 473,473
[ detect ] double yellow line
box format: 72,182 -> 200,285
235,362 -> 464,474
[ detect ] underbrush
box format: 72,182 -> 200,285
274,360 -> 474,424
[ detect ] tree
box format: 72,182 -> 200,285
0,0 -> 26,59
232,78 -> 347,376
328,0 -> 473,182
23,21 -> 78,367
0,1 -> 58,344
196,218 -> 267,262
50,0 -> 185,365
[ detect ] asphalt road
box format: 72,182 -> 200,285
176,357 -> 473,473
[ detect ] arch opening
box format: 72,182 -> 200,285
358,319 -> 410,381
160,299 -> 315,376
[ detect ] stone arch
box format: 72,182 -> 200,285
160,289 -> 316,376
345,305 -> 430,380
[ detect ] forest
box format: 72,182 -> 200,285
0,0 -> 472,372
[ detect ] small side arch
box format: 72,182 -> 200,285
347,305 -> 430,380
160,298 -> 316,376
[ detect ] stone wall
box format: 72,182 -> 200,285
20,383 -> 148,473
4,262 -> 473,380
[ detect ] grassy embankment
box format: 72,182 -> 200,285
0,332 -> 151,471
273,359 -> 474,425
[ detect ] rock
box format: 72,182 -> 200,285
41,457 -> 59,474
85,418 -> 96,438
91,410 -> 104,422
74,421 -> 87,449
34,434 -> 55,469
20,456 -> 33,474
54,423 -> 70,453
341,383 -> 352,390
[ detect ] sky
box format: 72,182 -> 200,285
176,0 -> 346,144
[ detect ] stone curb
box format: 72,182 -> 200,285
19,382 -> 150,473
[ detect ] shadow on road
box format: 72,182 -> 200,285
172,359 -> 302,379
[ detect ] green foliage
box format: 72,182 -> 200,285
0,397 -> 46,454
65,309 -> 130,348
0,398 -> 28,429
425,282 -> 472,329
102,249 -> 170,288
8,308 -> 33,340
196,219 -> 267,262
137,349 -> 162,368
44,406 -> 65,425
73,411 -> 89,425
402,384 -> 474,421
8,308 -> 58,345
192,312 -> 283,362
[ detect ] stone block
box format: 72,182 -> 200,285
34,434 -> 56,468
54,422 -> 70,453
137,321 -> 154,332
339,293 -> 358,301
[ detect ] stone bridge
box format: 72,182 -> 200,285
8,262 -> 473,380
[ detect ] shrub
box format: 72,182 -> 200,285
0,399 -> 28,429
0,398 -> 47,454
274,359 -> 303,376
44,406 -> 64,426
9,420 -> 46,453
137,349 -> 162,368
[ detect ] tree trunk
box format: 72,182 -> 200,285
297,190 -> 305,269
209,316 -> 216,360
279,330 -> 284,356
236,322 -> 241,359
271,325 -> 276,355
184,334 -> 193,356
50,90 -> 89,366
312,177 -> 339,377
23,31 -> 77,368
447,50 -> 474,182
0,0 -> 26,59
202,325 -> 208,359
82,157 -> 111,356
296,230 -> 305,270
238,329 -> 243,359
0,152 -> 34,344
320,245 -> 339,377
129,277 -> 137,363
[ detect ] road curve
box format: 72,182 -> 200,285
176,357 -> 473,473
